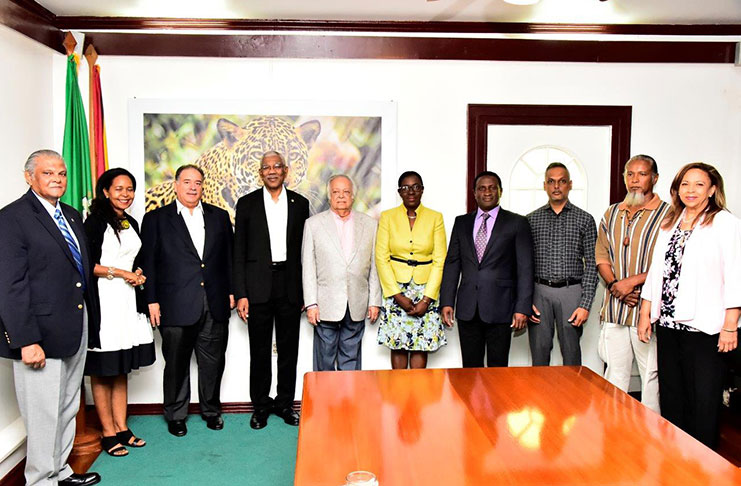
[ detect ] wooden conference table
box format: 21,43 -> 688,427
295,366 -> 740,485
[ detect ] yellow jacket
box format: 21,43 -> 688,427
375,204 -> 447,299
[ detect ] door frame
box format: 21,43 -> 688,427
467,104 -> 632,212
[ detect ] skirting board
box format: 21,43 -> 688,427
0,417 -> 26,486
126,400 -> 302,415
0,454 -> 24,486
0,417 -> 25,465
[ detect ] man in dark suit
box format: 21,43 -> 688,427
0,150 -> 101,486
139,164 -> 234,437
440,171 -> 534,367
233,151 -> 310,429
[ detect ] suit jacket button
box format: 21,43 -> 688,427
201,264 -> 205,268
200,282 -> 204,287
76,282 -> 82,288
77,304 -> 83,310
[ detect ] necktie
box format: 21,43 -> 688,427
54,208 -> 84,278
475,213 -> 490,262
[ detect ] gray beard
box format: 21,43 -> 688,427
623,191 -> 646,207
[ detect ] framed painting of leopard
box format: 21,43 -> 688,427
127,99 -> 397,224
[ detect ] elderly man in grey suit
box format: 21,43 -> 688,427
302,174 -> 381,371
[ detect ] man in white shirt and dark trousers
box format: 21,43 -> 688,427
140,164 -> 234,437
233,151 -> 310,429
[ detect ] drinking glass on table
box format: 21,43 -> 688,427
346,470 -> 378,486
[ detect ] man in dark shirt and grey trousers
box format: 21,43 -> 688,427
527,162 -> 598,366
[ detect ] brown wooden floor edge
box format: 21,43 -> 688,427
0,459 -> 24,486
126,400 -> 302,416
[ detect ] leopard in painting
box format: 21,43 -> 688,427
145,115 -> 321,223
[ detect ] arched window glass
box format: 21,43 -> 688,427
507,145 -> 587,216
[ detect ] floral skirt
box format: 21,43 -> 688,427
377,279 -> 447,352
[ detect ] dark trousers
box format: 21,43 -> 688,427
313,306 -> 365,371
248,267 -> 301,412
657,325 -> 726,449
458,309 -> 512,368
160,293 -> 229,421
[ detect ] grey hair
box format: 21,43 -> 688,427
24,149 -> 64,174
261,151 -> 286,166
327,174 -> 356,198
624,154 -> 659,177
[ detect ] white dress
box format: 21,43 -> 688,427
85,224 -> 155,376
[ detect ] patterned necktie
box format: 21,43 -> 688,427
475,213 -> 490,262
54,208 -> 84,278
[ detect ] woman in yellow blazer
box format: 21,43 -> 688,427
375,171 -> 448,369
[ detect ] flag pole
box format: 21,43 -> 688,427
63,31 -> 102,467
63,31 -> 76,56
84,44 -> 98,189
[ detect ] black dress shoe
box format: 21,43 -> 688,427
274,407 -> 300,426
167,419 -> 187,437
250,410 -> 269,430
59,472 -> 101,486
204,415 -> 224,430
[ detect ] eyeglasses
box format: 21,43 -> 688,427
260,163 -> 285,172
398,184 -> 423,193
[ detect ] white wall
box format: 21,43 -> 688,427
0,24 -> 57,478
56,53 -> 738,407
0,24 -> 737,479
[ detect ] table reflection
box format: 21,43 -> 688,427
296,367 -> 741,486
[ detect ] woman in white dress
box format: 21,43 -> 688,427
84,168 -> 155,457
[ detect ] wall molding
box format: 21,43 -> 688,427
47,17 -> 741,37
81,32 -> 736,63
0,1 -> 739,62
0,0 -> 63,52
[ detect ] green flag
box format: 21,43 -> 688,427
61,54 -> 92,213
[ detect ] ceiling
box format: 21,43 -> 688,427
34,0 -> 741,25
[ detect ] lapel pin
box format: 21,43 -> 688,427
291,199 -> 294,203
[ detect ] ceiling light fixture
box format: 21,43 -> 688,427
503,0 -> 541,5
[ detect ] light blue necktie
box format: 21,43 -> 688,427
54,208 -> 84,279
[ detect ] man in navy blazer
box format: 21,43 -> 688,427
440,171 -> 534,367
139,164 -> 233,437
0,150 -> 101,486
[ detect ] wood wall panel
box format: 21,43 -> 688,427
0,0 -> 63,53
82,32 -> 736,63
467,104 -> 632,210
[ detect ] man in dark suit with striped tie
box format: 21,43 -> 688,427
0,150 -> 101,486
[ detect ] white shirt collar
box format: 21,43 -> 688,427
176,199 -> 204,215
263,186 -> 287,204
31,190 -> 62,218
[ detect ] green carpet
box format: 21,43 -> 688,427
91,414 -> 298,485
